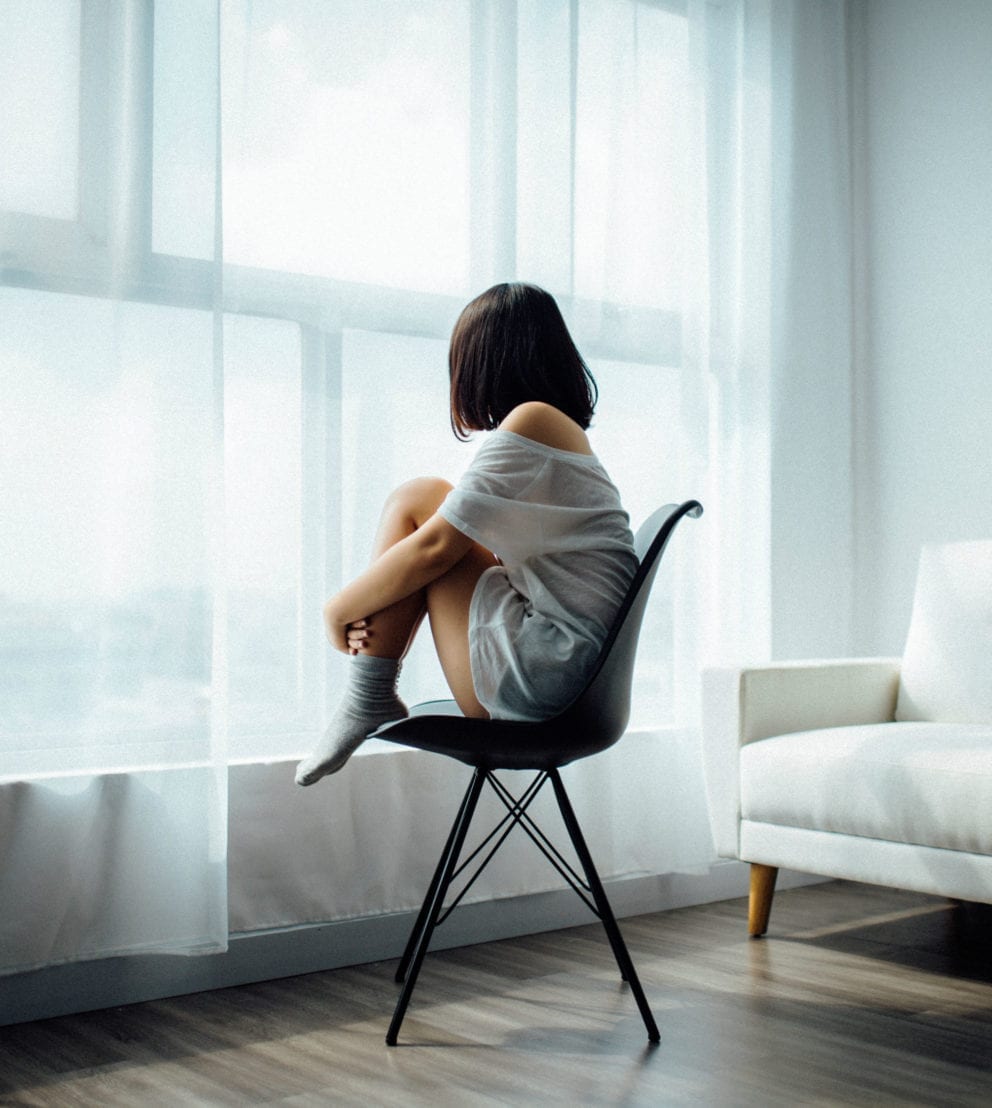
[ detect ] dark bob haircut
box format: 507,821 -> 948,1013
449,283 -> 598,439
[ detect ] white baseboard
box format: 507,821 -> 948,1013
0,862 -> 823,1027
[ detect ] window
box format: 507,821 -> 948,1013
2,0 -> 691,775
0,289 -> 215,775
220,1 -> 472,293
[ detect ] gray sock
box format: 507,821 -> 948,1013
295,655 -> 408,786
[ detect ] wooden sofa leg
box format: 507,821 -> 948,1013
748,864 -> 778,938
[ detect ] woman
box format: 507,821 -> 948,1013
296,283 -> 637,785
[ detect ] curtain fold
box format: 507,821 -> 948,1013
684,0 -> 774,681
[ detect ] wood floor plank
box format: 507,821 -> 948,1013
2,881 -> 991,1106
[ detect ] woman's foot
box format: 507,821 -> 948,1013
295,698 -> 407,785
295,654 -> 407,785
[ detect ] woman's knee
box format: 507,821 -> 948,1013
384,476 -> 453,522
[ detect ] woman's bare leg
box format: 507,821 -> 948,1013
426,544 -> 493,718
296,477 -> 493,784
358,476 -> 493,715
347,476 -> 494,717
346,477 -> 451,660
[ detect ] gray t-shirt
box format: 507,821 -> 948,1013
438,429 -> 637,721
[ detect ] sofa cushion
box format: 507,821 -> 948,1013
740,722 -> 992,853
896,540 -> 992,724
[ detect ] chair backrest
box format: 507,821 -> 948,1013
545,499 -> 703,764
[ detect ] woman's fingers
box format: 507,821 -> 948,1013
346,618 -> 372,654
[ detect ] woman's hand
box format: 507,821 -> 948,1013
345,618 -> 372,655
324,597 -> 362,654
324,595 -> 374,655
322,511 -> 475,655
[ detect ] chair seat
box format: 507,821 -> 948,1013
371,700 -> 613,771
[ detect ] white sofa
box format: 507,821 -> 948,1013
702,540 -> 992,935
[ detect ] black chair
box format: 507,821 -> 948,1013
371,499 -> 703,1045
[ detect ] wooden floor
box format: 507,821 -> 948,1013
2,881 -> 991,1106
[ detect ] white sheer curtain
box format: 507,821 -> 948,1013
2,0 -> 851,973
220,0 -> 761,930
218,0 -> 698,752
685,0 -> 775,670
0,0 -> 228,973
218,0 -> 718,909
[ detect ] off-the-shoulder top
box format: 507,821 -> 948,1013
438,429 -> 637,721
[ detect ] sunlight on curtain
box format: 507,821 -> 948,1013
0,0 -> 227,973
573,1 -> 689,309
221,0 -> 471,293
219,0 -> 695,755
1,293 -> 215,776
0,0 -> 80,219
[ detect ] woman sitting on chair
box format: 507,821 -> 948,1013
296,283 -> 638,786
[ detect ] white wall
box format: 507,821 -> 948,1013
853,0 -> 992,654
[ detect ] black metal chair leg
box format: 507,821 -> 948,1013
546,771 -> 632,982
386,767 -> 487,1046
395,774 -> 479,985
549,770 -> 660,1043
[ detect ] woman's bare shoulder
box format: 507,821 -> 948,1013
498,402 -> 593,455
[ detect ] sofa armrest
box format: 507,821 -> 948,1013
701,657 -> 902,857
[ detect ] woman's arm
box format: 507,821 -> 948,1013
323,513 -> 475,652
